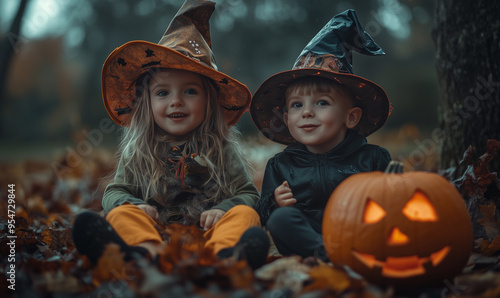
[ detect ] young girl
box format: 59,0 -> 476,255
72,0 -> 269,270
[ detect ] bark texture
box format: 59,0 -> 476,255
432,0 -> 500,172
0,0 -> 29,100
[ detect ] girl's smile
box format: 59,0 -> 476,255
149,69 -> 207,137
168,112 -> 187,117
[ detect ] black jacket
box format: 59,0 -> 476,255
256,130 -> 391,226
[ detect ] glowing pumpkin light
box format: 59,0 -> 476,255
322,161 -> 473,286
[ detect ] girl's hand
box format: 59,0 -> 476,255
274,181 -> 296,207
136,204 -> 159,221
200,209 -> 226,231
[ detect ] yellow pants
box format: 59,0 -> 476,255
106,204 -> 261,255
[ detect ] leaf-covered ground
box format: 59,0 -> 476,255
1,140 -> 500,297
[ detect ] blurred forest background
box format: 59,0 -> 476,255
0,0 -> 440,176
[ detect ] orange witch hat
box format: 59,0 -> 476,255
102,0 -> 251,127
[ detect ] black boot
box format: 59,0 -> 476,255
217,226 -> 270,270
71,211 -> 149,265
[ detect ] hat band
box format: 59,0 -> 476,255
294,52 -> 349,74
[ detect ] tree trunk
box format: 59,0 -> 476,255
0,0 -> 29,138
0,0 -> 29,95
432,0 -> 500,173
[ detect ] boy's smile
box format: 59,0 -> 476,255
149,69 -> 207,137
284,87 -> 358,154
299,124 -> 319,132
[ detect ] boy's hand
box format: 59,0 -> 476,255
137,204 -> 159,221
274,181 -> 297,207
200,209 -> 226,231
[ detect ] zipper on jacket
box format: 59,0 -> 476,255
317,154 -> 329,197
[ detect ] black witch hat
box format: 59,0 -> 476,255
251,9 -> 391,145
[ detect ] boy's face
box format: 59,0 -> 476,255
284,87 -> 358,154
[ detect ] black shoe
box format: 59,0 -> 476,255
217,227 -> 270,270
71,211 -> 149,265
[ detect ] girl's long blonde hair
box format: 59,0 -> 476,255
117,69 -> 245,204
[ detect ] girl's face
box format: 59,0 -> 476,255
149,69 -> 207,138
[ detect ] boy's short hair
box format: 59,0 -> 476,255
284,76 -> 357,108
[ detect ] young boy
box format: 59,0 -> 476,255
250,10 -> 392,261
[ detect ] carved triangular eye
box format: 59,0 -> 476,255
402,190 -> 438,222
363,199 -> 386,223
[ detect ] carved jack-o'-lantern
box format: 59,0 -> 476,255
322,162 -> 473,286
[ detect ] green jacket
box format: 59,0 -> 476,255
102,143 -> 259,225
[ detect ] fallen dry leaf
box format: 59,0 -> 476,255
455,271 -> 500,297
474,201 -> 500,256
92,243 -> 127,286
35,270 -> 80,293
477,203 -> 500,240
27,195 -> 50,213
215,259 -> 255,290
255,255 -> 309,280
136,258 -> 179,295
465,251 -> 500,274
157,223 -> 214,274
40,228 -> 53,247
302,261 -> 351,293
447,139 -> 500,200
256,256 -> 311,293
477,235 -> 500,257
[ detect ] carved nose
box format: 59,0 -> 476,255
387,227 -> 409,245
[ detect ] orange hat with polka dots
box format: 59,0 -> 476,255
101,0 -> 250,127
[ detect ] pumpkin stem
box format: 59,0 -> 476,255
385,161 -> 404,174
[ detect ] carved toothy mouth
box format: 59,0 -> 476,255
352,246 -> 450,278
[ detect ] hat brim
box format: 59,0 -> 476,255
250,69 -> 391,145
102,41 -> 251,127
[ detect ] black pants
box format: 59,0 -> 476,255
266,207 -> 329,261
